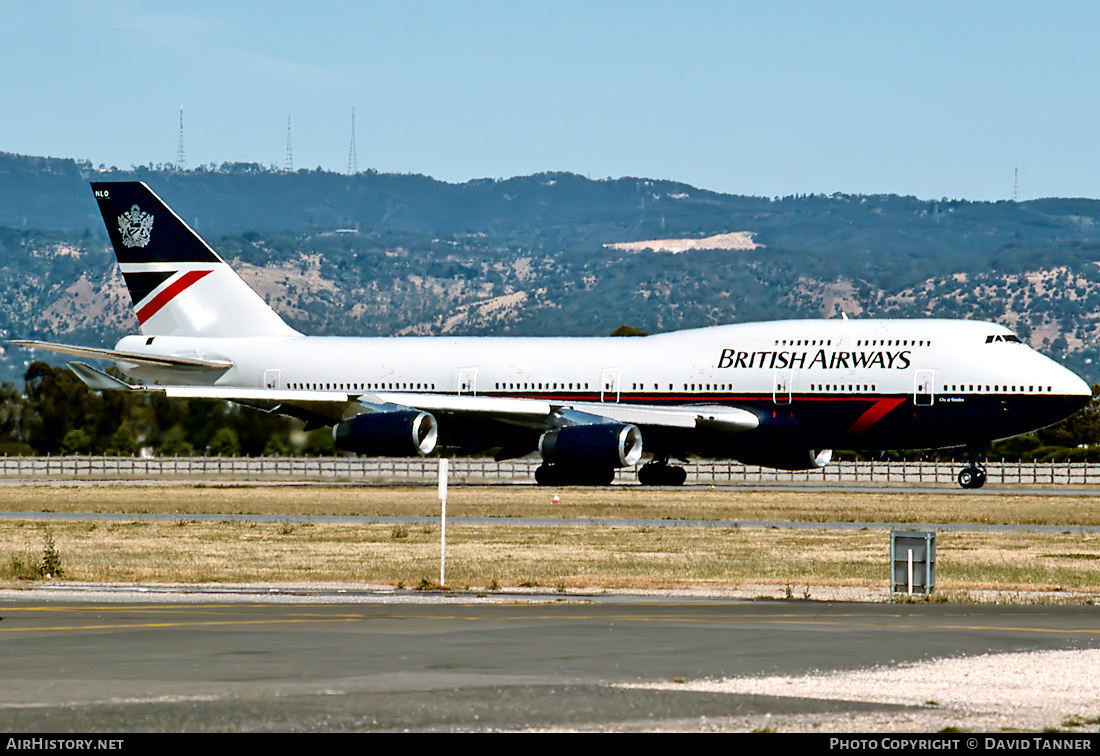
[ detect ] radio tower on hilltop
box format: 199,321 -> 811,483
285,115 -> 293,172
348,108 -> 358,175
176,106 -> 186,171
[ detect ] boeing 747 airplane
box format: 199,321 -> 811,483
13,182 -> 1093,488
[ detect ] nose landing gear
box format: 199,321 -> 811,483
957,466 -> 987,489
957,446 -> 988,489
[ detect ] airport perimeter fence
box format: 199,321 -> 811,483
0,455 -> 1098,486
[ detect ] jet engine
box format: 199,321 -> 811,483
538,423 -> 643,468
333,410 -> 438,457
733,448 -> 833,471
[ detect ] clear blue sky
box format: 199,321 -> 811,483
4,1 -> 1099,201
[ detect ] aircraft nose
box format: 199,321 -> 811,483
1070,374 -> 1093,411
1055,366 -> 1093,416
1029,359 -> 1093,428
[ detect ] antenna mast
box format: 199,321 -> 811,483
176,106 -> 186,171
285,115 -> 293,172
348,107 -> 358,175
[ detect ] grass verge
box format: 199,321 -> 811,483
1,484 -> 1099,596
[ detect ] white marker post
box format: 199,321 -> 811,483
907,549 -> 914,594
438,457 -> 448,588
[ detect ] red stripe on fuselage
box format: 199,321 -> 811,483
135,270 -> 213,324
846,397 -> 907,434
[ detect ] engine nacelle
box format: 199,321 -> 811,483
333,410 -> 438,457
733,448 -> 833,471
539,423 -> 643,468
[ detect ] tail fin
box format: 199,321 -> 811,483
91,182 -> 299,338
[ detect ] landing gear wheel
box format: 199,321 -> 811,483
637,461 -> 687,486
957,444 -> 989,489
958,466 -> 987,489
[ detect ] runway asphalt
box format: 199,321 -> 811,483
2,586 -> 1100,732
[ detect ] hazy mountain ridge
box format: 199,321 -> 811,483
3,152 -> 1100,383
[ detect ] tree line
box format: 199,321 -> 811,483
0,362 -> 331,457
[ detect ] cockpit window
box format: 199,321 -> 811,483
985,334 -> 1023,344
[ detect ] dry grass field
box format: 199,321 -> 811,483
1,484 -> 1099,597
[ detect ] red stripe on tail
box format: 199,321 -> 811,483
136,269 -> 214,325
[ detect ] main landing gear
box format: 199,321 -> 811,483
535,464 -> 615,486
534,458 -> 688,487
637,458 -> 687,486
957,446 -> 988,489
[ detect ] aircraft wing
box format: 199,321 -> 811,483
66,362 -> 759,433
563,401 -> 759,431
373,392 -> 759,432
374,392 -> 758,430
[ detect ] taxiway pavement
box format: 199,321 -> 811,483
2,586 -> 1099,732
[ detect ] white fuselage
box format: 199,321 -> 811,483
116,319 -> 1085,399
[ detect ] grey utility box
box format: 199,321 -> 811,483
890,530 -> 936,595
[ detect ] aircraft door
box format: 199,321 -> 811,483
914,370 -> 934,407
773,370 -> 792,405
600,368 -> 621,403
458,368 -> 477,395
263,368 -> 280,389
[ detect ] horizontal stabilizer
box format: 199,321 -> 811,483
12,340 -> 233,370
